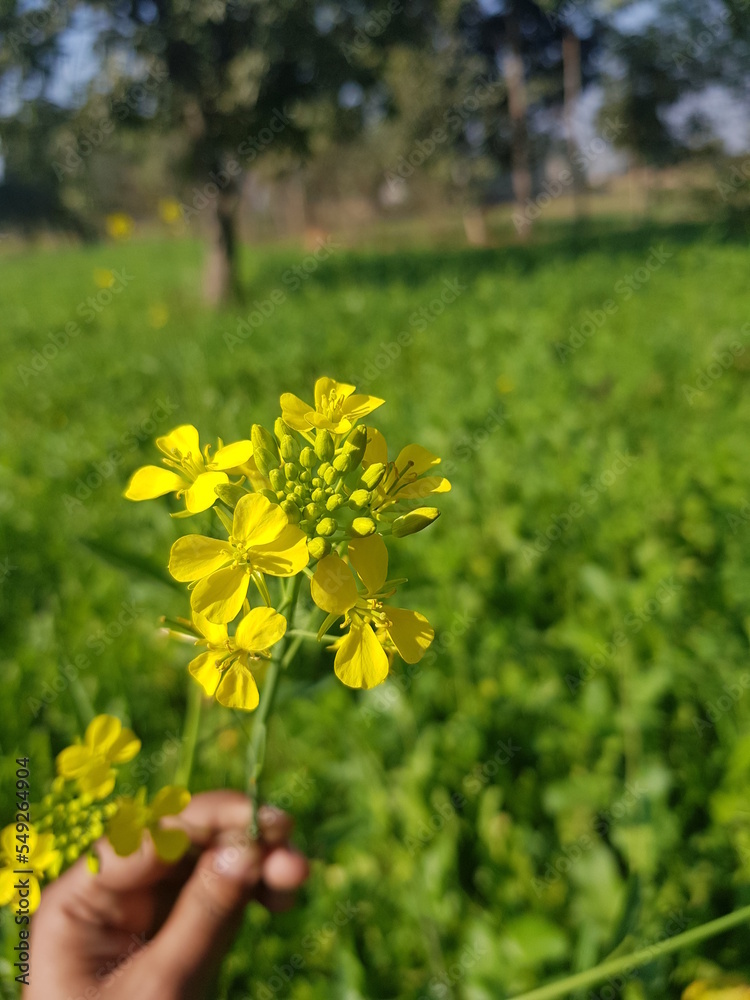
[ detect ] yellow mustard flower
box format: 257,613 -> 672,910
169,493 -> 309,624
311,534 -> 433,689
158,197 -> 183,225
107,786 -> 191,862
280,377 -> 384,436
125,424 -> 253,514
56,715 -> 141,799
105,212 -> 134,240
0,825 -> 61,913
363,429 -> 451,509
189,607 -> 287,710
93,267 -> 115,289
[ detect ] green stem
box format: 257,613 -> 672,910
508,904 -> 750,1000
286,629 -> 337,643
175,680 -> 202,787
247,574 -> 304,834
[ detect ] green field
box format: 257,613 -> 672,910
2,222 -> 750,999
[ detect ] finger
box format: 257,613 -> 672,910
262,846 -> 310,891
255,886 -> 299,912
144,829 -> 266,994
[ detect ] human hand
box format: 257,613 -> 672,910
23,790 -> 309,1000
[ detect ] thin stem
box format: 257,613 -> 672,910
175,680 -> 202,787
287,629 -> 338,643
247,573 -> 304,834
508,904 -> 750,1000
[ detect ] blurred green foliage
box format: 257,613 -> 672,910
1,222 -> 750,999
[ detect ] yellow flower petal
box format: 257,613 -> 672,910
216,663 -> 260,710
193,612 -> 228,646
395,475 -> 452,500
85,714 -> 122,754
280,393 -> 315,431
107,728 -> 141,765
235,606 -> 287,652
211,440 -> 253,470
233,494 -> 289,547
124,465 -> 187,501
364,427 -> 388,466
184,471 -> 229,512
314,377 -> 355,409
0,868 -> 16,906
250,525 -> 309,577
150,786 -> 190,819
56,744 -> 91,778
394,443 -> 441,477
311,555 -> 358,614
386,607 -> 434,663
151,826 -> 191,862
29,833 -> 60,873
334,623 -> 389,689
156,424 -> 201,461
348,535 -> 388,595
169,535 -> 232,582
188,650 -> 223,696
191,565 -> 249,623
0,827 -> 16,863
77,762 -> 117,799
107,799 -> 148,856
25,876 -> 41,914
342,393 -> 385,422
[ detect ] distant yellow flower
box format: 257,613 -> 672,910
281,377 -> 384,436
107,786 -> 191,862
93,268 -> 115,289
169,493 -> 309,623
497,374 -> 515,394
311,534 -> 433,689
189,607 -> 287,710
683,980 -> 750,999
0,825 -> 61,913
158,198 -> 183,225
363,428 -> 451,509
105,213 -> 134,240
125,424 -> 253,514
56,715 -> 141,799
148,303 -> 169,329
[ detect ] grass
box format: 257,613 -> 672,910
2,220 -> 750,998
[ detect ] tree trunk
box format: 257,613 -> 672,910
203,172 -> 243,306
503,13 -> 533,240
562,29 -> 585,220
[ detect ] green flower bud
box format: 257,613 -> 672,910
315,429 -> 335,463
304,502 -> 323,520
65,845 -> 79,864
312,476 -> 323,489
299,470 -> 312,484
311,488 -> 326,503
269,468 -> 285,491
86,851 -> 100,874
351,516 -> 377,537
299,446 -> 316,469
344,426 -> 368,466
316,517 -> 337,537
252,424 -> 279,460
274,417 -> 289,442
281,499 -> 302,523
391,507 -> 441,537
214,483 -> 249,510
361,463 -> 386,489
280,435 -> 299,461
294,485 -> 306,499
255,448 -> 279,479
324,466 -> 338,486
307,537 -> 331,560
333,453 -> 352,474
348,489 -> 370,509
326,494 -> 346,512
284,462 -> 298,481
